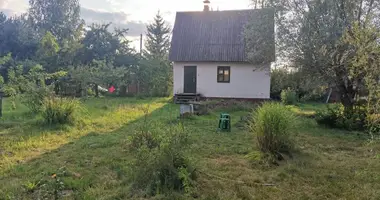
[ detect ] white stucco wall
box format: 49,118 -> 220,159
173,62 -> 271,99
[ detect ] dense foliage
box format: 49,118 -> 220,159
140,11 -> 173,96
247,0 -> 380,136
0,3 -> 172,100
281,88 -> 297,105
271,68 -> 327,102
316,104 -> 367,131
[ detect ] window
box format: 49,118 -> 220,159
217,66 -> 230,83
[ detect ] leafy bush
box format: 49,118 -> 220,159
2,86 -> 17,110
337,111 -> 366,131
315,105 -> 341,128
316,104 -> 367,131
270,68 -> 327,101
281,88 -> 297,105
250,103 -> 296,160
367,114 -> 380,137
129,124 -> 196,196
41,97 -> 81,125
23,86 -> 53,113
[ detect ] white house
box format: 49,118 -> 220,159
169,1 -> 275,100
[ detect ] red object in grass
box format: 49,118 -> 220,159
108,86 -> 115,93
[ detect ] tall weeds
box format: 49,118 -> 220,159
41,97 -> 81,125
128,106 -> 195,196
281,88 -> 298,105
250,102 -> 296,159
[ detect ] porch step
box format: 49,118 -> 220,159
174,93 -> 201,104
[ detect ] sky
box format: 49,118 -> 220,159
0,0 -> 253,50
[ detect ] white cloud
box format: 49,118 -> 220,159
0,0 -> 27,11
119,0 -> 251,22
81,7 -> 146,36
0,0 -> 8,8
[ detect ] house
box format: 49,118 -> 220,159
169,1 -> 275,101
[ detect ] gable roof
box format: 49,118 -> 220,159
169,9 -> 275,63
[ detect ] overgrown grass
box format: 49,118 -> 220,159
250,103 -> 297,161
41,97 -> 82,125
1,98 -> 380,199
281,88 -> 297,105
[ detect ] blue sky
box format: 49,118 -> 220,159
0,0 -> 252,49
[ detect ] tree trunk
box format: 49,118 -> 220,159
334,64 -> 356,114
337,83 -> 355,114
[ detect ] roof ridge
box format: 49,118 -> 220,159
175,8 -> 273,13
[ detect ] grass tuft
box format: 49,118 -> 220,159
250,102 -> 297,160
41,97 -> 82,125
281,88 -> 298,105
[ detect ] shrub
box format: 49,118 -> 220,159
337,110 -> 366,131
316,104 -> 367,131
3,86 -> 17,110
367,114 -> 380,137
281,88 -> 297,105
86,87 -> 96,97
315,105 -> 341,128
250,103 -> 296,160
41,97 -> 81,125
129,124 -> 196,196
22,86 -> 53,113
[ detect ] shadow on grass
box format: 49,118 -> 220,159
0,101 -> 180,199
3,100 -> 377,199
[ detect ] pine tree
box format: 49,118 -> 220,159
144,11 -> 171,59
140,11 -> 172,96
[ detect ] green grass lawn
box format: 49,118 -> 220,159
1,99 -> 380,199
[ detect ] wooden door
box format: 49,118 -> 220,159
184,66 -> 197,93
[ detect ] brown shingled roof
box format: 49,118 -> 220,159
169,9 -> 275,63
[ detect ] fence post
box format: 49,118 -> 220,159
0,91 -> 3,118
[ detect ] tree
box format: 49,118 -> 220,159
244,8 -> 275,64
138,11 -> 173,97
35,31 -> 60,72
0,14 -> 39,60
0,54 -> 11,89
81,23 -> 134,64
28,0 -> 83,42
342,21 -> 380,136
0,53 -> 12,81
144,11 -> 171,59
37,31 -> 60,58
138,58 -> 172,97
251,0 -> 277,9
248,0 -> 380,112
